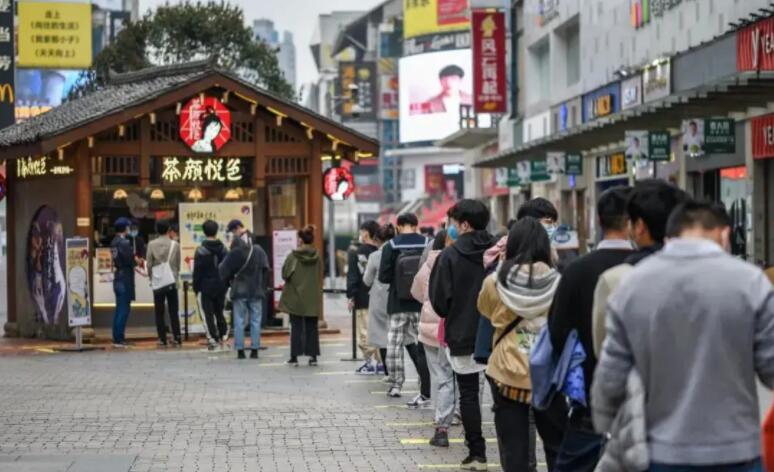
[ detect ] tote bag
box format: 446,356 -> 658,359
151,241 -> 177,291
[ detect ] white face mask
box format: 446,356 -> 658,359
542,222 -> 558,241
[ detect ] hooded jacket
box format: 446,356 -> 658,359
346,242 -> 377,309
279,245 -> 322,317
192,239 -> 228,297
410,249 -> 442,348
429,230 -> 495,356
378,232 -> 429,314
218,233 -> 269,301
478,262 -> 560,399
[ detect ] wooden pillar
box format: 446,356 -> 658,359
139,117 -> 150,187
4,160 -> 16,335
74,142 -> 91,239
254,117 -> 266,188
309,138 -> 325,325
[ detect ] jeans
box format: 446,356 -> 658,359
456,371 -> 486,458
554,408 -> 604,472
649,460 -> 763,472
112,285 -> 131,344
425,344 -> 457,428
153,286 -> 181,343
487,376 -> 567,472
232,298 -> 262,351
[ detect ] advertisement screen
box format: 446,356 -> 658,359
16,69 -> 84,122
399,49 -> 472,143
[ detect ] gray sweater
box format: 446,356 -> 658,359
593,238 -> 774,465
146,236 -> 181,281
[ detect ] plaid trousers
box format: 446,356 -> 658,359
386,311 -> 419,389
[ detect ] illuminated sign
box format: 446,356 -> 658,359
582,83 -> 620,122
16,155 -> 74,179
179,96 -> 232,153
323,167 -> 355,201
161,157 -> 242,183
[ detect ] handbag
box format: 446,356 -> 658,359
151,240 -> 177,291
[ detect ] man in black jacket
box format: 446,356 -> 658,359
378,213 -> 432,402
429,200 -> 495,471
347,220 -> 382,374
193,219 -> 229,350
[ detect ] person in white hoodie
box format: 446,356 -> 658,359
477,217 -> 566,472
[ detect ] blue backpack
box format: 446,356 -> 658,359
529,326 -> 586,410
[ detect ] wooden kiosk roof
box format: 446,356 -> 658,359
0,59 -> 379,159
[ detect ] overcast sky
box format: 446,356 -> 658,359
137,0 -> 384,91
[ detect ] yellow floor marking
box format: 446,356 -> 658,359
34,348 -> 56,354
377,403 -> 492,409
417,463 -> 501,469
371,390 -> 418,394
400,438 -> 497,445
260,361 -> 335,367
386,421 -> 494,427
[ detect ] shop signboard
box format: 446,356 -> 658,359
642,59 -> 670,103
565,153 -> 583,175
596,153 -> 628,179
404,30 -> 470,56
65,238 -> 90,328
272,230 -> 298,306
546,152 -> 565,175
530,159 -> 550,182
403,0 -> 469,40
506,167 -> 520,187
681,119 -> 704,157
378,58 -> 399,120
752,113 -> 774,160
704,118 -> 736,154
648,130 -> 671,161
338,61 -> 376,120
18,1 -> 93,68
625,130 -> 649,160
323,166 -> 355,201
0,0 -> 13,129
160,156 -> 242,184
472,10 -> 506,113
621,75 -> 642,110
15,155 -> 74,179
737,16 -> 774,71
582,82 -> 620,122
179,96 -> 231,153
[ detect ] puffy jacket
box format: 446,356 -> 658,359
279,245 -> 322,317
218,232 -> 270,301
410,249 -> 441,348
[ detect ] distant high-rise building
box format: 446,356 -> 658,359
253,19 -> 297,89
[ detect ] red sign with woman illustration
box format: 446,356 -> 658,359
179,96 -> 232,153
323,167 -> 355,201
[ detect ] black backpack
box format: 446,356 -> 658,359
391,239 -> 427,301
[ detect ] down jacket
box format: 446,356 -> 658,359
410,249 -> 441,348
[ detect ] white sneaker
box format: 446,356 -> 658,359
387,386 -> 401,398
406,394 -> 431,409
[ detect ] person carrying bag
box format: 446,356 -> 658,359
146,220 -> 182,347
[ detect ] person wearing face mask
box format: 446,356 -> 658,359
347,220 -> 383,375
592,200 -> 774,472
127,221 -> 146,261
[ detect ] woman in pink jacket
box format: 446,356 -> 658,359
411,230 -> 457,448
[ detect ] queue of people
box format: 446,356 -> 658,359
347,179 -> 774,472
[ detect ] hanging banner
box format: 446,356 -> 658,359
752,113 -> 774,160
530,159 -> 550,182
546,152 -> 565,175
649,130 -> 671,161
472,10 -> 506,113
272,230 -> 298,306
179,96 -> 232,153
506,167 -> 521,187
65,238 -> 91,328
565,153 -> 583,175
704,118 -> 736,154
625,130 -> 649,160
0,0 -> 13,129
18,1 -> 93,68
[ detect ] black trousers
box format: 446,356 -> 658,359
153,285 -> 181,342
554,408 -> 604,472
200,293 -> 227,341
488,376 -> 567,472
405,342 -> 431,398
289,315 -> 320,358
379,348 -> 389,375
456,371 -> 486,458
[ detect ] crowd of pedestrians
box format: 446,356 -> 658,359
347,178 -> 774,472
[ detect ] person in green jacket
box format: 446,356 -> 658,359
279,225 -> 322,366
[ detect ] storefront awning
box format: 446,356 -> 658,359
435,127 -> 498,150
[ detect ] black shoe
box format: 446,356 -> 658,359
460,455 -> 487,471
171,339 -> 181,348
286,358 -> 299,366
157,340 -> 167,348
308,357 -> 318,366
428,428 -> 449,448
237,350 -> 246,360
250,349 -> 258,359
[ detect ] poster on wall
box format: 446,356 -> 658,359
178,202 -> 253,274
399,48 -> 473,143
472,10 -> 506,113
272,230 -> 298,306
625,131 -> 649,160
65,238 -> 91,327
546,152 -> 566,175
26,205 -> 66,326
682,119 -> 704,157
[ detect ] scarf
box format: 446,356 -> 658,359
495,262 -> 561,321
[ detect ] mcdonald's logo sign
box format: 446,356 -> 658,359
0,83 -> 13,103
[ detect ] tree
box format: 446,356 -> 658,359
70,1 -> 295,100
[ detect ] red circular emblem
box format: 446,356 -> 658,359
323,167 -> 355,201
179,96 -> 232,153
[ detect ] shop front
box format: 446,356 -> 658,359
0,62 -> 378,339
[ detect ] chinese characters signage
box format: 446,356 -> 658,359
404,0 -> 469,40
472,10 -> 506,113
18,2 -> 92,68
338,62 -> 376,120
737,16 -> 774,71
565,153 -> 583,175
752,113 -> 774,160
179,96 -> 232,153
704,118 -> 735,154
16,155 -> 74,179
160,157 -> 243,183
323,167 -> 355,201
0,0 -> 13,129
648,131 -> 671,161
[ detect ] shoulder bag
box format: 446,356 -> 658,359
151,240 -> 177,292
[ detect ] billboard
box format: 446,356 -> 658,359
16,69 -> 84,121
338,62 -> 376,120
625,130 -> 649,160
378,59 -> 399,120
18,1 -> 93,69
472,10 -> 506,113
399,48 -> 472,143
404,0 -> 469,39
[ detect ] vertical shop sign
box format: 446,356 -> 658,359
0,0 -> 13,129
272,230 -> 298,306
530,160 -> 550,182
66,238 -> 91,327
704,118 -> 736,154
338,62 -> 376,120
737,16 -> 774,71
752,113 -> 774,160
507,167 -> 521,187
565,153 -> 583,175
472,10 -> 506,113
648,131 -> 671,161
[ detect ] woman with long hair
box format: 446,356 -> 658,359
363,223 -> 396,376
279,225 -> 322,366
477,217 -> 566,471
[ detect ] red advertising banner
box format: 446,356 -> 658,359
752,113 -> 774,160
737,16 -> 774,71
472,10 -> 506,113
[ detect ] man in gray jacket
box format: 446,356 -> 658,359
146,219 -> 182,347
593,201 -> 774,471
